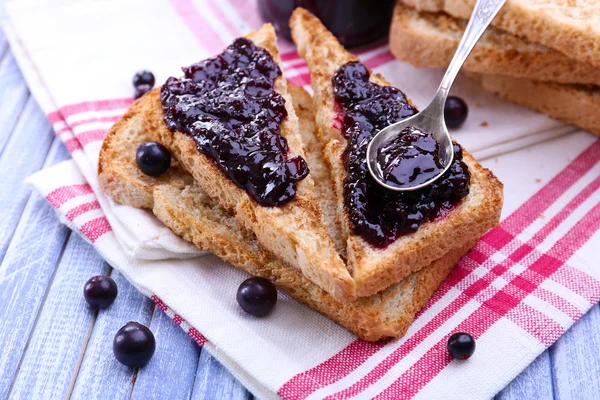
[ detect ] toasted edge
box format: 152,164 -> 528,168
400,0 -> 600,68
98,96 -> 190,209
154,183 -> 476,341
389,6 -> 600,86
290,85 -> 346,257
470,73 -> 600,137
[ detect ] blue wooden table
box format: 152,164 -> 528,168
1,25 -> 599,400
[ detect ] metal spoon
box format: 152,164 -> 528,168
366,0 -> 506,191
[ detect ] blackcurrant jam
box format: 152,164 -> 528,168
332,61 -> 470,248
161,38 -> 309,207
258,0 -> 396,48
377,126 -> 444,188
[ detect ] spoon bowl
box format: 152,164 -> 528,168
366,92 -> 454,191
366,0 -> 506,191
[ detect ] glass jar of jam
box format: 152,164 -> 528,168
258,0 -> 396,48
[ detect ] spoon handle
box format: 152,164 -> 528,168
438,0 -> 507,95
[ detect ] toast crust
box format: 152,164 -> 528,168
291,86 -> 346,257
400,0 -> 600,68
390,6 -> 600,86
290,8 -> 503,297
154,178 -> 476,341
471,73 -> 600,138
143,25 -> 356,303
98,85 -> 473,341
98,97 -> 188,209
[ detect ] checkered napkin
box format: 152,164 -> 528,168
5,0 -> 600,398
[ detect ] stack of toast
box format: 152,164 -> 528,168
99,9 -> 503,342
390,0 -> 600,136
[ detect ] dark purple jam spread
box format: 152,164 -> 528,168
332,61 -> 470,248
377,126 -> 444,188
160,38 -> 309,206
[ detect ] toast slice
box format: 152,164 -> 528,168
99,84 -> 474,341
400,0 -> 600,68
98,96 -> 190,209
390,6 -> 600,86
139,24 -> 355,303
290,8 -> 503,297
470,74 -> 600,138
294,86 -> 346,257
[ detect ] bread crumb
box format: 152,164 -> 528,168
535,178 -> 542,183
538,214 -> 545,220
480,121 -> 488,127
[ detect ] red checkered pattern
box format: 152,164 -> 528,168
44,182 -> 110,243
151,295 -> 209,346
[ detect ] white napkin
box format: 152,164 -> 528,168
4,0 -> 203,260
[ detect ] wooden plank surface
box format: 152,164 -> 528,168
192,350 -> 252,400
0,52 -> 29,156
0,191 -> 70,399
0,98 -> 58,261
69,270 -> 154,400
0,22 -> 6,50
496,351 -> 554,400
8,233 -> 109,400
550,304 -> 600,400
129,308 -> 201,400
0,103 -> 71,398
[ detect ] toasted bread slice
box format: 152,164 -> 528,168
98,94 -> 190,209
99,84 -> 474,341
390,6 -> 600,86
290,8 -> 503,297
293,86 -> 346,257
401,0 -> 600,69
469,73 -> 600,138
154,178 -> 475,342
138,24 -> 355,303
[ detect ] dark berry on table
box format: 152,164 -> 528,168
447,332 -> 476,360
83,275 -> 117,309
134,84 -> 153,99
136,141 -> 171,176
113,321 -> 156,368
133,70 -> 155,88
444,96 -> 469,129
236,277 -> 277,317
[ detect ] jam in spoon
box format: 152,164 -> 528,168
366,0 -> 506,191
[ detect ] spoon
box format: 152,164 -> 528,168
366,0 -> 506,191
